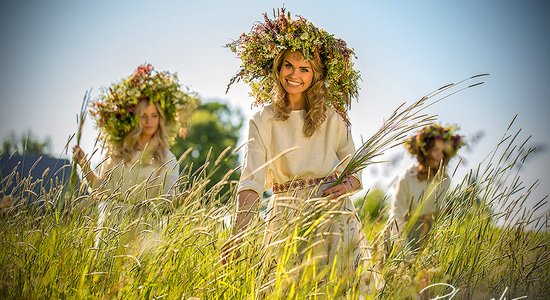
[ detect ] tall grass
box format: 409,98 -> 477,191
1,79 -> 548,299
377,116 -> 549,299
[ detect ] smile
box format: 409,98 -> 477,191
286,79 -> 302,87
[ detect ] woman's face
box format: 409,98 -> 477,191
427,139 -> 445,168
279,51 -> 314,97
140,102 -> 160,139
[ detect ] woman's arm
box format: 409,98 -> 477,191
233,116 -> 268,228
232,189 -> 261,234
220,189 -> 260,264
72,145 -> 101,188
328,114 -> 362,197
161,151 -> 180,194
391,176 -> 410,233
222,115 -> 267,263
321,176 -> 360,198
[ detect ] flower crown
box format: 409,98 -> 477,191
90,63 -> 199,148
225,8 -> 360,124
404,124 -> 465,159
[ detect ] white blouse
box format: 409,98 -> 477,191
389,164 -> 450,231
87,149 -> 179,202
237,104 -> 361,195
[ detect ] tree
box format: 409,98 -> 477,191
170,101 -> 244,202
354,187 -> 388,223
1,130 -> 52,155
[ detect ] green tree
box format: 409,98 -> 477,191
354,187 -> 388,223
1,130 -> 52,155
171,101 -> 244,202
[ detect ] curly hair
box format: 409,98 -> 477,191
271,50 -> 327,137
225,8 -> 360,125
404,124 -> 465,179
112,99 -> 169,164
408,137 -> 451,168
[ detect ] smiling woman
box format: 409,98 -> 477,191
278,51 -> 314,102
223,8 -> 383,295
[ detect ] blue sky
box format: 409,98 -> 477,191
1,1 -> 549,215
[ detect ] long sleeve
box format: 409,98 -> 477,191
84,150 -> 180,200
335,118 -> 362,188
391,175 -> 410,232
237,117 -> 268,196
159,151 -> 179,194
83,155 -> 119,192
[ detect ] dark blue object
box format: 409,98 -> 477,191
0,154 -> 80,202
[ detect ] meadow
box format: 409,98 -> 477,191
1,79 -> 548,299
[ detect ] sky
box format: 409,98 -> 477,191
1,0 -> 549,219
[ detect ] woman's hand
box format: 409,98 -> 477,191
322,176 -> 360,198
71,145 -> 100,187
72,145 -> 86,166
220,234 -> 242,265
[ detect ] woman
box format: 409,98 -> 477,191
73,63 -> 197,251
224,9 -> 382,293
73,99 -> 178,200
388,124 -> 464,251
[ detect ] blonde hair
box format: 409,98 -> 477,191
111,99 -> 169,164
272,50 -> 327,137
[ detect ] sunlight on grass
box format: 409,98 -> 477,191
1,79 -> 548,299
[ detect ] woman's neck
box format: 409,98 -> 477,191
287,93 -> 305,110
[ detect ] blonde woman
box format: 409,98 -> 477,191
72,64 -> 197,250
223,9 -> 383,294
73,99 -> 178,200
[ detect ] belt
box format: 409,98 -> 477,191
272,173 -> 338,194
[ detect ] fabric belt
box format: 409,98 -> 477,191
272,173 -> 338,194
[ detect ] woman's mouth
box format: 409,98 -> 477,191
286,79 -> 302,87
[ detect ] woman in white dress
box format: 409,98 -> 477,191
73,99 -> 179,201
388,124 -> 465,251
223,9 -> 383,294
72,64 -> 197,252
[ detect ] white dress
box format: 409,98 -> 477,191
388,164 -> 450,245
86,149 -> 179,251
238,105 -> 383,292
87,149 -> 179,202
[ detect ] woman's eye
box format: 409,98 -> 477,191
300,68 -> 309,72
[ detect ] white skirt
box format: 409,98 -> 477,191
261,181 -> 384,293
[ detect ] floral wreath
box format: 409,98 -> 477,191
404,124 -> 465,159
90,63 -> 199,148
225,8 -> 360,124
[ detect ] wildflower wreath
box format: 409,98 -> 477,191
404,124 -> 465,158
225,8 -> 360,124
90,63 -> 199,148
